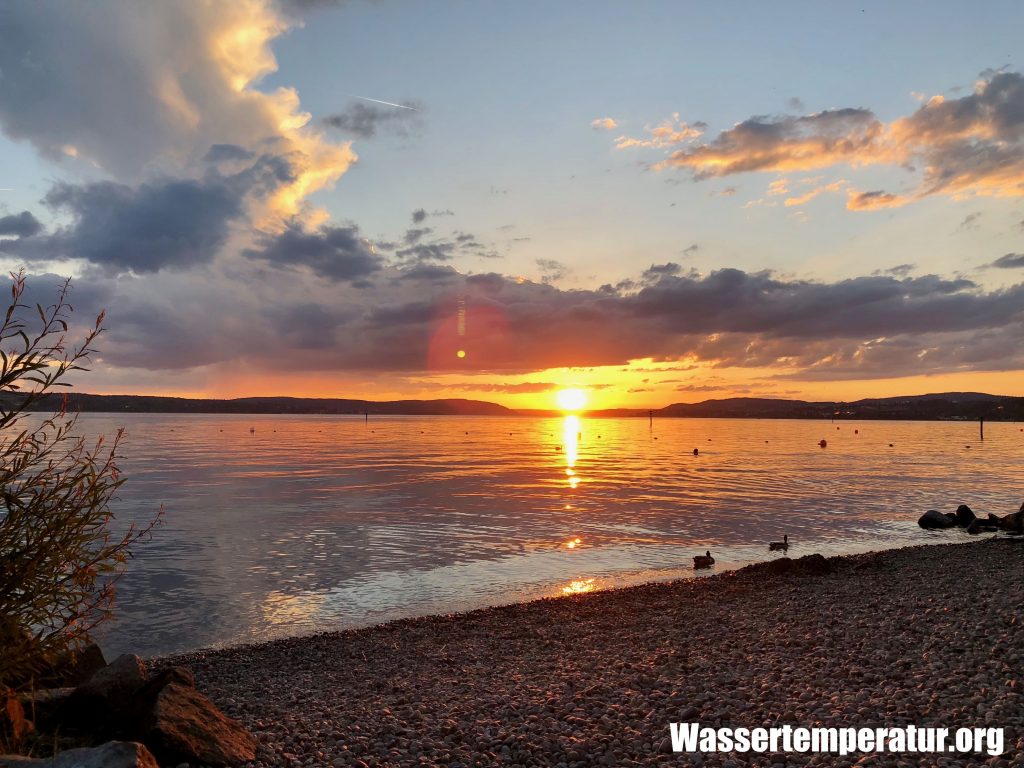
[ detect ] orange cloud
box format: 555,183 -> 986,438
618,72 -> 1024,209
845,189 -> 910,211
784,179 -> 846,207
615,113 -> 704,149
591,117 -> 618,130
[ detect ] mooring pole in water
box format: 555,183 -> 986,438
365,411 -> 368,423
649,410 -> 653,429
980,416 -> 984,441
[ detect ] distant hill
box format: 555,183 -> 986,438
0,393 -> 513,416
642,392 -> 1024,421
2,391 -> 1021,420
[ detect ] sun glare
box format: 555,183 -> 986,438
556,388 -> 587,411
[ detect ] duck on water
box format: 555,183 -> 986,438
693,550 -> 715,569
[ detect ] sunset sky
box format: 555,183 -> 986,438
1,1 -> 1023,410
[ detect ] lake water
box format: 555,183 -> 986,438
75,413 -> 1023,657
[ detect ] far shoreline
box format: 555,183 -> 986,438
9,390 -> 1024,421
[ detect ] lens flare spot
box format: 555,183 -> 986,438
456,349 -> 466,359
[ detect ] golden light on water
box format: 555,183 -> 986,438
555,387 -> 587,412
561,578 -> 596,595
565,537 -> 582,549
562,415 -> 580,488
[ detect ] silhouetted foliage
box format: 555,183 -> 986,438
0,272 -> 159,694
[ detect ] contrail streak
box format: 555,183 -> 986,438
354,95 -> 417,111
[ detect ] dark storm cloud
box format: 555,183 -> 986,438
15,259 -> 1024,381
990,253 -> 1024,269
403,227 -> 433,244
877,264 -> 915,278
271,303 -> 353,350
244,223 -> 383,281
641,263 -> 682,281
203,144 -> 256,164
41,177 -> 244,272
394,242 -> 457,262
322,101 -> 423,139
0,211 -> 42,238
395,264 -> 461,282
0,155 -> 296,272
536,259 -> 568,283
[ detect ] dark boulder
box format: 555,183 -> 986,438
954,504 -> 976,527
35,642 -> 107,688
16,688 -> 73,732
999,507 -> 1024,534
966,519 -> 999,535
918,509 -> 956,529
63,654 -> 147,733
143,681 -> 257,767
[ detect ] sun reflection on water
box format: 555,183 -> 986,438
562,414 -> 580,488
561,578 -> 596,595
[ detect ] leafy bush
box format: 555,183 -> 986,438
0,272 -> 159,692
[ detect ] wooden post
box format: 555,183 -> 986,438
979,416 -> 984,441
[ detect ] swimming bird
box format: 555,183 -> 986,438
693,550 -> 715,569
769,534 -> 789,551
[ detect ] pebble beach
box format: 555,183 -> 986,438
168,539 -> 1023,768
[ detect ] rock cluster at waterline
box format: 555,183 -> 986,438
918,501 -> 1024,534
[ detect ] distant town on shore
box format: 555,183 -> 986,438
6,391 -> 1023,421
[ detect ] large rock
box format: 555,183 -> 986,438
50,643 -> 107,687
144,681 -> 256,767
918,509 -> 956,529
954,504 -> 976,527
1000,505 -> 1024,534
0,741 -> 158,768
16,688 -> 73,732
64,654 -> 147,732
77,654 -> 147,701
966,519 -> 999,535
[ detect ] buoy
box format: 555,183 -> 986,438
819,439 -> 827,448
693,448 -> 699,456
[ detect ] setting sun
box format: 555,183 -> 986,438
555,388 -> 587,412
